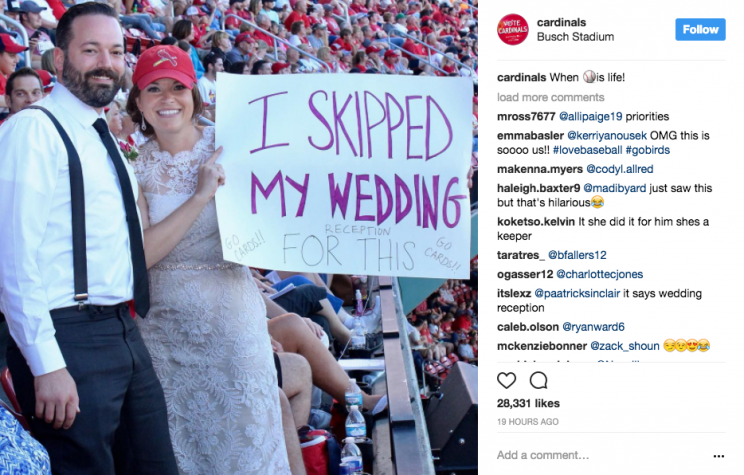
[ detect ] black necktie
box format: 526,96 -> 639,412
93,119 -> 150,318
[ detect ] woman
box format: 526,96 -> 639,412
210,30 -> 232,56
351,25 -> 364,52
316,46 -> 333,72
41,48 -> 56,75
351,50 -> 367,72
126,45 -> 296,474
173,20 -> 205,78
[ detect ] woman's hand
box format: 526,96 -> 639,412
193,146 -> 224,204
271,338 -> 284,353
303,318 -> 324,339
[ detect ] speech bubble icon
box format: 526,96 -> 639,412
530,371 -> 548,389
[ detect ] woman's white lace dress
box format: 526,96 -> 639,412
133,127 -> 290,475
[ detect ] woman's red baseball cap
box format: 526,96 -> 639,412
132,45 -> 197,90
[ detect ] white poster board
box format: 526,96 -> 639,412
215,74 -> 472,278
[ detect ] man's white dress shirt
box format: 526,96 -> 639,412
0,83 -> 140,377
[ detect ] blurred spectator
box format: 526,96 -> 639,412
332,27 -> 353,52
271,61 -> 290,74
316,45 -> 339,72
392,12 -> 407,35
350,50 -> 366,72
364,44 -> 381,70
260,0 -> 279,24
283,0 -> 309,30
457,335 -> 475,362
253,14 -> 274,45
321,4 -> 339,36
210,30 -> 232,57
297,43 -> 321,72
225,0 -> 252,32
1,67 -> 42,124
226,31 -> 255,66
186,5 -> 217,47
288,20 -> 307,47
381,48 -> 405,74
0,34 -> 26,110
19,0 -> 54,65
198,52 -> 223,119
250,58 -> 271,74
460,53 -> 475,78
307,22 -> 327,50
40,48 -> 56,74
173,20 -> 206,78
228,60 -> 250,74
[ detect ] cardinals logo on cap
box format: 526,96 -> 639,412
153,49 -> 178,68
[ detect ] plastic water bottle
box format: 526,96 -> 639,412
355,289 -> 364,316
351,317 -> 366,349
344,379 -> 363,408
340,437 -> 363,473
345,405 -> 366,438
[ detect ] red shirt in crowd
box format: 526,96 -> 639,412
253,29 -> 274,46
453,315 -> 472,332
402,38 -> 425,58
332,37 -> 353,52
348,3 -> 368,14
225,9 -> 252,29
420,325 -> 433,344
284,11 -> 310,30
190,23 -> 207,46
45,0 -> 66,20
323,16 -> 340,35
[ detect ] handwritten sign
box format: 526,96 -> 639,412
215,74 -> 472,278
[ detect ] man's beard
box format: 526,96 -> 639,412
62,56 -> 124,108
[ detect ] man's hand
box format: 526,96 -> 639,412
303,317 -> 324,339
34,368 -> 79,430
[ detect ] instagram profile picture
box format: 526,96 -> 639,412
498,14 -> 529,45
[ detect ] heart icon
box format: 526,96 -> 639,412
497,372 -> 516,389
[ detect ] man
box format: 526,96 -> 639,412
261,0 -> 279,24
0,4 -> 178,474
187,5 -> 216,47
364,44 -> 381,70
424,32 -> 444,67
321,4 -> 339,35
1,67 -> 42,124
332,27 -> 353,52
19,1 -> 54,62
283,0 -> 309,30
286,45 -> 300,68
0,33 -> 25,110
224,0 -> 250,32
381,48 -> 405,74
225,31 -> 254,66
307,22 -> 326,50
198,52 -> 222,120
253,13 -> 274,46
392,12 -> 407,35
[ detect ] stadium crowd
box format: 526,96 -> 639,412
408,258 -> 478,386
0,0 -> 477,472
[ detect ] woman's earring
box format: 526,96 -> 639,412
141,114 -> 146,131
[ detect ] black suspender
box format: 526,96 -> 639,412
27,106 -> 90,307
